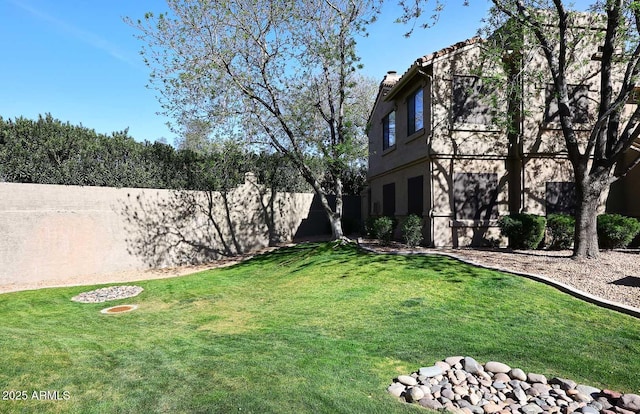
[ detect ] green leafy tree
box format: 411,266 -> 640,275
402,1 -> 640,258
128,0 -> 379,240
487,2 -> 640,258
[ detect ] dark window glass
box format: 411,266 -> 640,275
544,84 -> 590,124
383,111 -> 396,150
382,183 -> 396,217
452,76 -> 492,125
408,89 -> 424,135
453,173 -> 499,220
407,175 -> 424,216
545,182 -> 576,215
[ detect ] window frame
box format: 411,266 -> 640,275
407,175 -> 424,216
453,172 -> 499,221
451,75 -> 495,128
407,88 -> 424,136
382,110 -> 396,150
545,181 -> 577,215
543,83 -> 591,127
382,182 -> 396,217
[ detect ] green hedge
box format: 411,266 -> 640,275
546,214 -> 575,250
597,214 -> 640,249
373,216 -> 394,245
401,215 -> 423,247
498,213 -> 546,249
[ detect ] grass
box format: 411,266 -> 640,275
1,242 -> 639,413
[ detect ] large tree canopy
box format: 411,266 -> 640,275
129,0 -> 379,240
484,0 -> 640,258
404,0 -> 640,257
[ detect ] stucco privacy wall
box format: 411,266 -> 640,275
0,175 -> 314,289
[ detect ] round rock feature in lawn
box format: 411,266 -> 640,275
72,285 -> 144,303
388,356 -> 640,414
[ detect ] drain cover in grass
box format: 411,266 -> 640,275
101,304 -> 138,314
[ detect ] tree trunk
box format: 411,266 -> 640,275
573,193 -> 599,258
572,179 -> 605,259
328,211 -> 345,240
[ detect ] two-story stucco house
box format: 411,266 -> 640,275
364,16 -> 640,247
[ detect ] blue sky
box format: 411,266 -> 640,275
0,0 -> 491,145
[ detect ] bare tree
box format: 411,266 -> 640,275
128,0 -> 379,241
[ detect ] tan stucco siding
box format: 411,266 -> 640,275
368,76 -> 430,179
0,181 -> 315,288
430,158 -> 509,247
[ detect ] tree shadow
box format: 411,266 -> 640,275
609,276 -> 640,287
119,174 -> 314,268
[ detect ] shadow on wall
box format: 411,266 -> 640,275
294,194 -> 362,240
119,173 -> 315,268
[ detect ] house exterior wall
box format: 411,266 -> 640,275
367,73 -> 430,179
366,13 -> 640,247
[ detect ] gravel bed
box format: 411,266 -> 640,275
358,239 -> 640,311
71,285 -> 144,303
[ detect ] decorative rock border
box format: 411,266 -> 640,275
71,286 -> 144,303
388,357 -> 640,414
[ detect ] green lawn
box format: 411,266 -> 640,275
1,242 -> 639,413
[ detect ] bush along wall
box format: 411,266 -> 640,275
546,214 -> 575,250
373,216 -> 395,245
597,214 -> 640,249
401,215 -> 424,247
498,213 -> 546,250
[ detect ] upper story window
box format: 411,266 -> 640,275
383,111 -> 396,150
452,75 -> 492,126
407,89 -> 424,135
544,84 -> 590,124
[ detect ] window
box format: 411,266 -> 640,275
544,84 -> 590,124
453,173 -> 499,220
407,89 -> 424,135
383,111 -> 396,150
382,183 -> 396,217
627,87 -> 640,105
545,182 -> 576,215
407,175 -> 424,216
452,75 -> 492,125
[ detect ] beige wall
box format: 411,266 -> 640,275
0,176 -> 315,289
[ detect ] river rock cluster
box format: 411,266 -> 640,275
71,285 -> 144,303
388,356 -> 640,414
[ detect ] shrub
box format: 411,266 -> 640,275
597,214 -> 640,249
498,213 -> 546,249
364,216 -> 377,238
373,216 -> 394,245
546,214 -> 575,250
401,215 -> 423,247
